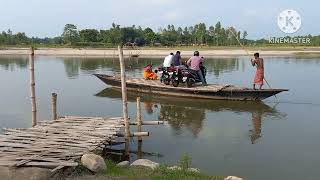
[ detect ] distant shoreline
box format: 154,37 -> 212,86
0,47 -> 320,58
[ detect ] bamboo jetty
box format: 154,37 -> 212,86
0,46 -> 164,172
0,115 -> 163,171
0,116 -> 124,170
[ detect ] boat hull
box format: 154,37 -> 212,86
94,74 -> 288,101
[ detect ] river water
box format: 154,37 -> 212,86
1,55 -> 320,180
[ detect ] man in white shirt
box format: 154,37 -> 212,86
163,53 -> 174,68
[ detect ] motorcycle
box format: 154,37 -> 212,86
186,66 -> 207,87
158,67 -> 175,85
171,65 -> 207,88
170,67 -> 189,87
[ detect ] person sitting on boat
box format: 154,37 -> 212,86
172,51 -> 181,66
187,51 -> 207,86
163,53 -> 174,68
251,53 -> 264,90
143,64 -> 158,80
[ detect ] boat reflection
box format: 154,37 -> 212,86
96,87 -> 286,142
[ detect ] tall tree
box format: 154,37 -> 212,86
62,24 -> 79,44
143,28 -> 156,45
208,26 -> 215,45
215,22 -> 222,46
79,29 -> 99,42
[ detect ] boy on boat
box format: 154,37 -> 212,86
251,53 -> 264,90
143,64 -> 158,80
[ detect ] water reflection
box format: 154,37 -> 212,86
96,87 -> 285,142
249,112 -> 263,144
0,56 -> 28,70
205,58 -> 239,76
158,102 -> 205,137
60,57 -> 240,78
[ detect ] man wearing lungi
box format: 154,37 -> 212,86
251,53 -> 264,90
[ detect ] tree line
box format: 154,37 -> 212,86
61,22 -> 246,46
0,22 -> 319,47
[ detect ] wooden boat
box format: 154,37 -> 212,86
94,74 -> 288,101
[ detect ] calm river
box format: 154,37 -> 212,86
1,55 -> 320,180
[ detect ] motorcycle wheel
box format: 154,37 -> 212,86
172,80 -> 179,87
164,78 -> 171,85
187,78 -> 195,88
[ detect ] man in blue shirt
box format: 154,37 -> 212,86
172,51 -> 181,66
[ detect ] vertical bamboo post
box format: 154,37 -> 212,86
124,138 -> 130,161
137,140 -> 142,159
118,45 -> 130,138
136,97 -> 143,158
52,93 -> 57,120
136,97 -> 142,142
119,45 -> 130,159
29,47 -> 37,127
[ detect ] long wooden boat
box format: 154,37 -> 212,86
94,74 -> 288,101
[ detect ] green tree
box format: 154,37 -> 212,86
181,27 -> 190,44
143,27 -> 156,45
214,22 -> 222,46
109,23 -> 122,45
121,27 -> 137,43
62,24 -> 79,44
242,31 -> 248,45
208,26 -> 215,45
14,32 -> 29,44
79,29 -> 99,42
242,31 -> 248,40
193,23 -> 207,44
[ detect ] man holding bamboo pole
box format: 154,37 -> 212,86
251,53 -> 264,90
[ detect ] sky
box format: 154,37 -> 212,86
0,0 -> 319,39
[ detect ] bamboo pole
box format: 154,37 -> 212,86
130,121 -> 164,125
116,132 -> 149,137
137,97 -> 143,156
131,132 -> 149,137
118,45 -> 130,137
29,47 -> 37,127
51,93 -> 57,120
136,97 -> 142,141
138,140 -> 142,159
124,138 -> 130,160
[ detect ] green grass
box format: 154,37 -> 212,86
102,160 -> 223,180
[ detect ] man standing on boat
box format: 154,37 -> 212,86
187,51 -> 207,86
163,52 -> 174,68
251,53 -> 264,90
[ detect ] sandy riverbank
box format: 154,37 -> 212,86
0,48 -> 320,58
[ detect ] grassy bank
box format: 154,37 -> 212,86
103,160 -> 223,180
